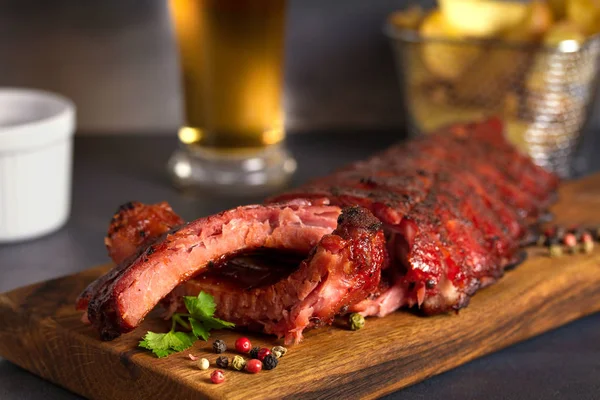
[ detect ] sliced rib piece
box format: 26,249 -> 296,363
170,206 -> 385,344
85,201 -> 341,340
83,202 -> 384,343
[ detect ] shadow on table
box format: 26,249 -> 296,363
0,359 -> 81,400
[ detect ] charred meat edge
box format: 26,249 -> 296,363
77,201 -> 185,312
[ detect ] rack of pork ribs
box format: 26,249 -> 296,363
76,118 -> 559,345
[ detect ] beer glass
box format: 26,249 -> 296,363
167,0 -> 296,194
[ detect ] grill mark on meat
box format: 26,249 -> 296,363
470,124 -> 555,200
273,134 -> 535,235
404,178 -> 505,310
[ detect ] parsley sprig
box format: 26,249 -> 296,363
139,292 -> 235,358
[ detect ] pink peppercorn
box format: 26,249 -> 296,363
235,337 -> 252,354
245,359 -> 262,374
210,370 -> 225,384
257,348 -> 271,361
564,233 -> 577,247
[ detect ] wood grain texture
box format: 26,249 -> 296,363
2,174 -> 600,400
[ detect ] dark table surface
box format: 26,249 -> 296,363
1,132 -> 600,400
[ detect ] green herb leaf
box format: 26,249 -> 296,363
138,330 -> 195,358
202,316 -> 236,331
183,291 -> 216,318
189,317 -> 209,341
184,292 -> 235,332
138,292 -> 234,358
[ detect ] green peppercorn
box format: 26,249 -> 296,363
249,346 -> 260,359
231,355 -> 246,371
213,339 -> 226,354
582,232 -> 594,254
262,354 -> 278,370
216,356 -> 229,369
549,244 -> 563,258
349,313 -> 365,331
583,240 -> 594,254
271,345 -> 287,359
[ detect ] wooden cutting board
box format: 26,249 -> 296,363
2,175 -> 600,400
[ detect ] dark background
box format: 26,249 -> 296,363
1,1 -> 600,399
0,0 -> 409,133
1,0 -> 596,169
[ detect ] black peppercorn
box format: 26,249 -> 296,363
249,346 -> 260,359
216,356 -> 229,369
593,226 -> 600,242
570,226 -> 585,241
262,354 -> 278,370
213,339 -> 227,354
545,225 -> 566,244
547,235 -> 561,247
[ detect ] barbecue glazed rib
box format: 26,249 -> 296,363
269,117 -> 558,314
78,117 -> 559,342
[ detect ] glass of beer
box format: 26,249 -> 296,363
167,0 -> 296,195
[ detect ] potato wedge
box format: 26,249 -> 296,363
419,10 -> 482,80
451,1 -> 551,107
438,0 -> 528,38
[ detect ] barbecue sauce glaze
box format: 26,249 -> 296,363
198,249 -> 306,290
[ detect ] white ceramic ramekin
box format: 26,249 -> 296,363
0,88 -> 76,242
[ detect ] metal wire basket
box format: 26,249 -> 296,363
385,23 -> 600,178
